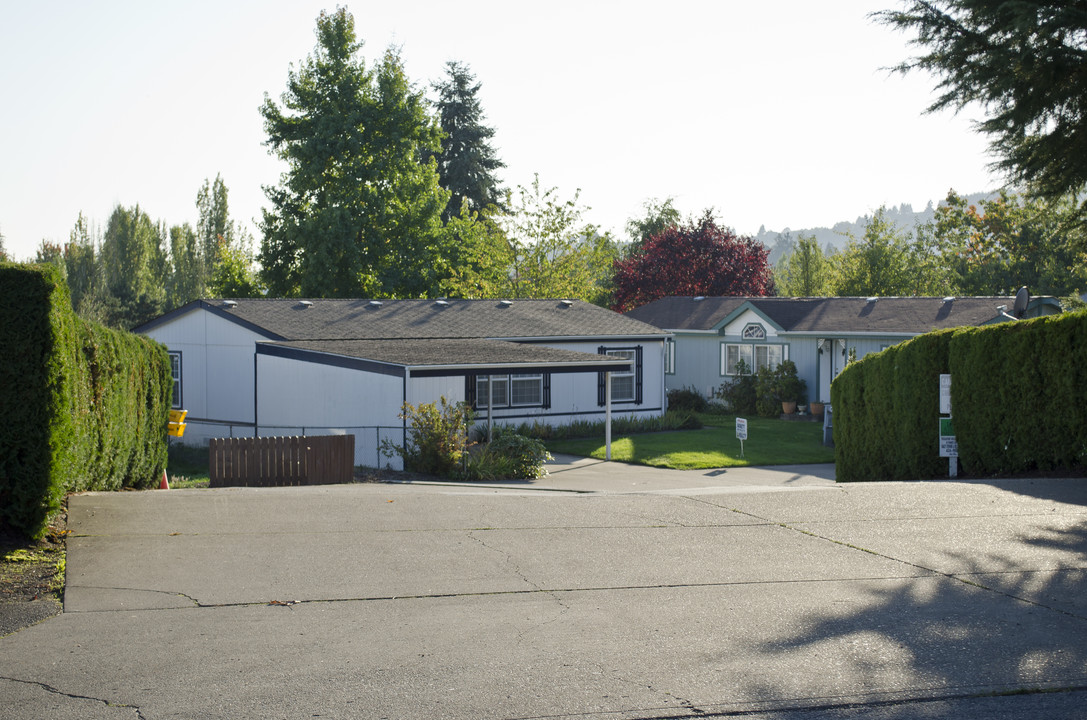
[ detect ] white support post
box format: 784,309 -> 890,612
487,374 -> 493,443
605,371 -> 612,461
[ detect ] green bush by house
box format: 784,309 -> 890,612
832,310 -> 1087,482
0,264 -> 172,538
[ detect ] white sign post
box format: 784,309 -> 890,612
939,374 -> 957,477
939,374 -> 952,415
735,417 -> 748,458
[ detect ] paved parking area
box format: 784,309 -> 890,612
2,461 -> 1086,719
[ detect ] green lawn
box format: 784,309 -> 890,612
545,414 -> 834,469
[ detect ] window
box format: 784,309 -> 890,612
168,351 -> 182,409
510,374 -> 543,405
722,343 -> 787,375
473,374 -> 544,409
597,346 -> 642,405
607,349 -> 636,401
664,338 -> 676,375
742,323 -> 766,340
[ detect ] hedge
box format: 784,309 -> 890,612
0,263 -> 172,538
832,309 -> 1087,482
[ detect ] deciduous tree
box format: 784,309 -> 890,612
500,175 -> 618,304
259,9 -> 449,298
610,211 -> 774,312
774,233 -> 831,296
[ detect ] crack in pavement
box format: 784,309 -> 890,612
65,585 -> 201,609
466,530 -> 572,643
0,676 -> 145,718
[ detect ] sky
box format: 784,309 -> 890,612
0,1 -> 1000,261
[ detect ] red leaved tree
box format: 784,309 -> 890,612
610,211 -> 774,312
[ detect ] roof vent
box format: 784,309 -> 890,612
693,296 -> 705,302
866,297 -> 878,303
434,299 -> 449,307
222,300 -> 237,308
499,300 -> 513,307
369,300 -> 383,307
298,300 -> 313,308
942,296 -> 955,303
560,299 -> 574,307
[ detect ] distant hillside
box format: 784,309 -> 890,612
758,192 -> 997,266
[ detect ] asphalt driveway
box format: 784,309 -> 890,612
2,459 -> 1087,719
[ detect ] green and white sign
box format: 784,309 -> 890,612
939,417 -> 958,458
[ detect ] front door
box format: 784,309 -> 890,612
818,338 -> 847,403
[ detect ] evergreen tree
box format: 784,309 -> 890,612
874,2 -> 1087,208
431,61 -> 505,222
259,9 -> 449,297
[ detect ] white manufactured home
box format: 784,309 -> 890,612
625,294 -> 1062,405
137,298 -> 669,469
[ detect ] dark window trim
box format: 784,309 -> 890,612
168,351 -> 183,409
597,345 -> 643,406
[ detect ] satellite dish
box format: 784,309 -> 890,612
1012,286 -> 1030,318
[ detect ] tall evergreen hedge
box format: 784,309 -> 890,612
0,264 -> 171,538
832,310 -> 1087,482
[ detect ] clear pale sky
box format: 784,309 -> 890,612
0,0 -> 999,261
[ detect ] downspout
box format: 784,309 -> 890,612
253,352 -> 259,437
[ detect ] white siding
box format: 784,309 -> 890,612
143,308 -> 269,445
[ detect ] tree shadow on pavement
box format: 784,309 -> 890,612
735,520 -> 1087,717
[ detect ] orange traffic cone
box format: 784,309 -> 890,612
159,469 -> 170,490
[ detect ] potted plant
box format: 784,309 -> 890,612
810,400 -> 825,418
774,361 -> 806,415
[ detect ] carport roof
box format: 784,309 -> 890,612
258,338 -> 633,377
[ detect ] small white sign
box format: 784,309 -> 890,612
938,417 -> 958,458
735,417 -> 748,441
939,374 -> 952,415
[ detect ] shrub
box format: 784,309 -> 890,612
716,359 -> 756,414
834,310 -> 1087,481
509,411 -> 701,441
383,397 -> 473,476
754,366 -> 780,417
461,426 -> 552,481
667,387 -> 708,414
0,263 -> 171,538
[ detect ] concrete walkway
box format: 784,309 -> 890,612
2,461 -> 1087,719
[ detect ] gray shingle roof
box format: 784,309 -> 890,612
265,338 -> 632,370
624,296 -> 1050,334
150,298 -> 665,341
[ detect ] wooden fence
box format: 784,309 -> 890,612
209,435 -> 355,487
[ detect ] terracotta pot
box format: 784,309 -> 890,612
810,402 -> 825,418
781,401 -> 797,415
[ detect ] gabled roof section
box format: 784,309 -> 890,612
625,295 -> 1059,335
138,298 -> 666,342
